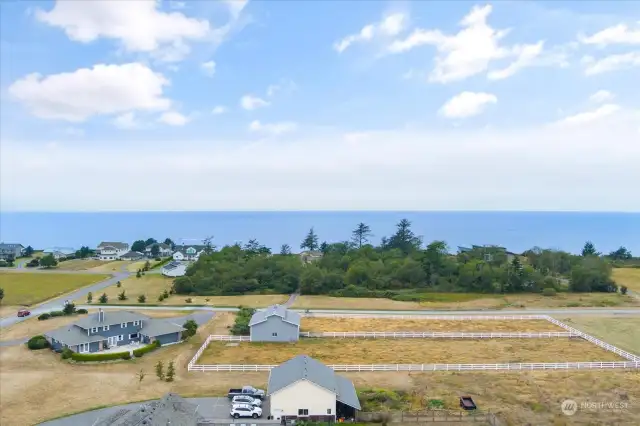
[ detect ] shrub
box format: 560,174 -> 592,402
116,281 -> 122,288
162,289 -> 169,298
49,310 -> 65,317
132,340 -> 161,358
155,257 -> 161,261
71,352 -> 130,362
62,302 -> 76,315
87,292 -> 93,303
182,319 -> 198,339
230,307 -> 256,336
136,270 -> 141,278
157,294 -> 165,302
61,348 -> 73,359
27,335 -> 49,350
621,285 -> 628,295
76,308 -> 88,314
166,361 -> 175,382
118,290 -> 127,301
99,293 -> 108,303
542,287 -> 557,297
185,297 -> 192,303
138,294 -> 147,303
38,313 -> 51,321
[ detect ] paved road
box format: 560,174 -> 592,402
0,264 -> 131,328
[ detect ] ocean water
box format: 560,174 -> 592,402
0,212 -> 638,255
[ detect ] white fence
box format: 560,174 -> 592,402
304,313 -> 550,320
208,335 -> 251,341
300,331 -> 577,338
188,361 -> 640,372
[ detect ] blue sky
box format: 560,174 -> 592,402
1,1 -> 639,211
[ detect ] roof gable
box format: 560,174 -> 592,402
74,310 -> 149,329
249,305 -> 301,327
98,242 -> 128,250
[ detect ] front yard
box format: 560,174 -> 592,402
0,272 -> 110,305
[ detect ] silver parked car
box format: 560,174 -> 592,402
232,395 -> 262,407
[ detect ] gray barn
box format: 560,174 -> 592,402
249,305 -> 301,342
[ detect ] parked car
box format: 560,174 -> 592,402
228,385 -> 265,400
232,395 -> 262,407
230,403 -> 262,419
17,309 -> 31,317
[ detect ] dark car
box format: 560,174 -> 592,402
17,309 -> 31,317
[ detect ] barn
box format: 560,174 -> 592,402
248,305 -> 301,342
267,355 -> 361,422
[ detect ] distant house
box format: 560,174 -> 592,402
96,242 -> 130,260
162,261 -> 187,277
94,393 -> 202,426
299,250 -> 323,264
144,243 -> 173,258
172,245 -> 206,261
458,245 -> 518,263
249,305 -> 301,342
43,247 -> 75,260
267,355 -> 361,422
43,309 -> 185,353
120,251 -> 145,261
0,243 -> 24,260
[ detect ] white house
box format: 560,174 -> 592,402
267,355 -> 361,422
144,243 -> 173,258
172,245 -> 205,261
162,261 -> 187,277
43,247 -> 75,260
96,242 -> 129,260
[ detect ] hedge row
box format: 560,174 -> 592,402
132,340 -> 161,357
27,335 -> 49,350
71,351 -> 131,362
38,309 -> 88,321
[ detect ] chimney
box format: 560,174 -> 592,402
98,308 -> 104,323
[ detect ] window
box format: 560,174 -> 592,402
133,320 -> 140,326
272,332 -> 278,337
103,325 -> 110,331
121,322 -> 127,328
90,327 -> 98,333
78,343 -> 89,353
129,333 -> 138,339
298,409 -> 309,416
118,335 -> 124,341
327,409 -> 332,414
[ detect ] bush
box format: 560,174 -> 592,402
542,288 -> 557,297
185,297 -> 192,303
132,340 -> 161,358
76,308 -> 88,314
27,335 -> 49,350
138,294 -> 146,303
157,294 -> 165,302
118,290 -> 127,301
155,257 -> 161,261
162,289 -> 169,298
182,319 -> 198,339
49,310 -> 65,317
621,285 -> 628,295
230,307 -> 256,336
71,351 -> 130,362
99,293 -> 108,304
63,302 -> 76,315
0,260 -> 8,267
38,313 -> 51,321
61,348 -> 73,359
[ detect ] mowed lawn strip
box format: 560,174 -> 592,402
0,272 -> 110,305
561,316 -> 640,354
301,318 -> 564,332
612,268 -> 640,292
78,274 -> 288,307
56,259 -> 117,271
199,338 -> 624,365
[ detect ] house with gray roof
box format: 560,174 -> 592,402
97,242 -> 130,260
267,355 -> 361,422
43,309 -> 185,354
0,243 -> 24,260
249,305 -> 301,342
172,244 -> 206,261
144,242 -> 173,258
120,251 -> 145,261
162,260 -> 187,277
93,393 -> 202,426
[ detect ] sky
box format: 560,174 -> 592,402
0,0 -> 639,212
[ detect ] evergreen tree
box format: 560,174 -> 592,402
300,228 -> 319,251
581,241 -> 599,257
279,244 -> 292,255
351,222 -> 372,248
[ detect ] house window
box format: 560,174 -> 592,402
121,322 -> 127,328
118,335 -> 124,341
133,320 -> 140,326
272,332 -> 278,337
129,333 -> 138,339
78,343 -> 89,353
91,327 -> 98,333
327,409 -> 332,415
103,325 -> 110,331
298,409 -> 309,416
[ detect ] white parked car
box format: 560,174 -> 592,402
230,403 -> 262,419
232,395 -> 262,407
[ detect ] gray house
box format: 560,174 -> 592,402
0,243 -> 24,260
44,309 -> 185,353
94,393 -> 202,426
249,305 -> 301,342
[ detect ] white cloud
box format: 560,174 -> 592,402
64,127 -> 84,137
248,120 -> 297,136
158,111 -> 189,126
557,104 -> 621,125
8,63 -> 171,122
579,23 -> 640,47
582,52 -> 640,75
439,92 -> 497,119
35,0 -> 210,62
589,90 -> 614,104
113,112 -> 139,129
240,95 -> 270,110
388,5 -> 548,83
201,60 -> 216,77
334,13 -> 407,53
212,106 -> 228,115
3,110 -> 639,211
266,80 -> 296,97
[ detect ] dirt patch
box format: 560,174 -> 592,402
301,318 -> 563,332
198,338 -> 623,365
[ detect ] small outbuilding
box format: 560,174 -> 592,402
249,304 -> 301,342
267,355 -> 361,422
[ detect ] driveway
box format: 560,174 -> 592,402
38,397 -> 277,425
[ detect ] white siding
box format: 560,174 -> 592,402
270,379 -> 336,418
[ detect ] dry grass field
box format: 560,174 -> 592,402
0,305 -> 19,318
292,292 -> 638,311
1,312 -> 637,426
0,309 -> 201,342
56,259 -> 118,271
198,338 -> 623,365
77,275 -> 288,307
612,268 -> 640,292
561,316 -> 640,355
301,317 -> 564,332
125,260 -> 152,272
0,272 -> 110,305
86,261 -> 130,273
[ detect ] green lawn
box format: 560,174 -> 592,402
0,272 -> 110,305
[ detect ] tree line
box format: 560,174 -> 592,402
172,219 -> 628,299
